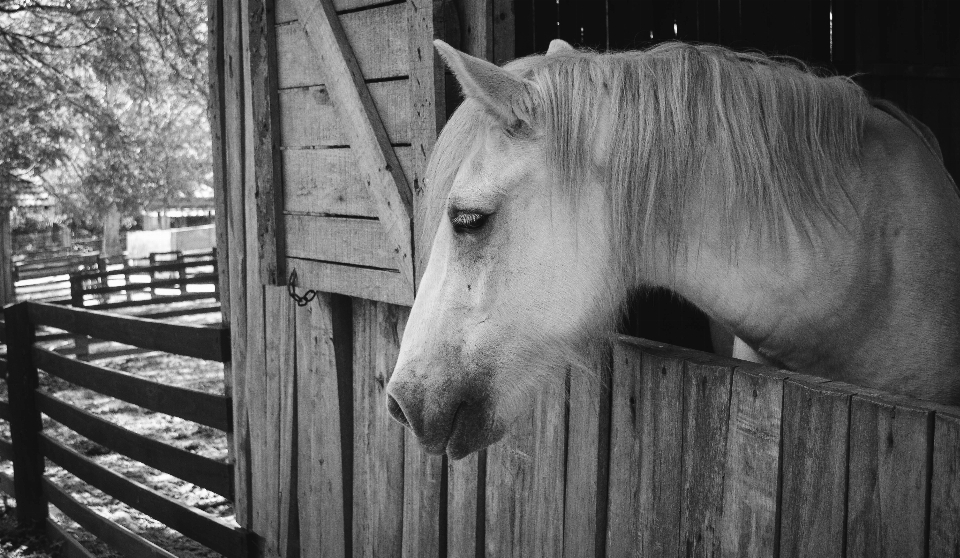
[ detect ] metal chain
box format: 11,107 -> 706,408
286,270 -> 318,307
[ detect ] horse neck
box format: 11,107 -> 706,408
645,106 -> 960,404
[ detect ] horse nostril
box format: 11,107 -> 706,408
387,394 -> 410,428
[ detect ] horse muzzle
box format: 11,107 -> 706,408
385,372 -> 503,460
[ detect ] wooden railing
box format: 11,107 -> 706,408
68,248 -> 219,310
2,301 -> 247,558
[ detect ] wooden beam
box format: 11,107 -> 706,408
27,302 -> 229,362
288,0 -> 416,297
42,435 -> 248,558
34,348 -> 233,432
250,0 -> 287,285
37,392 -> 234,498
44,479 -> 178,558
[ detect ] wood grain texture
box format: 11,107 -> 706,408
719,367 -> 783,558
287,0 -> 415,294
491,0 -> 514,65
249,0 -> 286,285
255,289 -> 295,556
276,4 -> 410,89
679,358 -> 734,558
402,436 -> 443,558
563,365 -> 611,558
284,214 -> 398,269
448,451 -> 481,557
33,348 -> 232,432
276,290 -> 300,557
352,300 -> 406,558
36,392 -> 233,498
222,0 -> 251,528
41,435 -> 247,557
636,350 -> 684,558
606,341 -> 642,558
275,0 -> 399,24
3,302 -> 47,528
297,293 -> 347,557
282,146 -> 416,219
207,0 -> 231,324
778,380 -> 851,558
242,0 -> 270,546
287,257 -> 413,306
930,406 -> 960,557
45,517 -> 98,558
44,479 -> 178,558
279,81 -> 410,147
408,0 -> 448,287
27,302 -> 228,362
847,394 -> 933,558
484,381 -> 566,558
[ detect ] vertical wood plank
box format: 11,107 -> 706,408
223,0 -> 252,528
408,0 -> 447,288
778,380 -> 850,558
259,288 -> 295,555
484,381 -> 566,558
4,303 -> 47,528
448,451 -> 482,557
847,395 -> 933,558
457,0 -> 493,61
930,407 -> 960,557
249,0 -> 287,285
297,293 -> 347,558
492,0 -> 515,65
243,0 -> 272,551
563,365 -> 611,558
719,367 -> 784,558
402,437 -> 444,558
352,300 -> 405,558
636,350 -> 683,558
606,341 -> 642,557
276,290 -> 299,556
679,358 -> 734,557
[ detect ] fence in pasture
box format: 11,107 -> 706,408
1,301 -> 247,558
68,248 -> 220,310
13,248 -> 220,308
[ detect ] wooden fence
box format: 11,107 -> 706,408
68,249 -> 220,310
1,301 -> 247,558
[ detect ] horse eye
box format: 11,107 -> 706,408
451,211 -> 490,233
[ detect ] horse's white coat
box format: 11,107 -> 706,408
387,40 -> 960,459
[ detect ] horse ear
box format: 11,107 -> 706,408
434,40 -> 531,127
547,39 -> 575,55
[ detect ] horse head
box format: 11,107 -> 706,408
385,40 -> 614,459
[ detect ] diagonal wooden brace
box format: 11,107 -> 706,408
290,0 -> 416,296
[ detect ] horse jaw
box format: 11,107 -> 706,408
387,132 -> 613,459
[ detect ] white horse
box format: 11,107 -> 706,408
387,39 -> 960,459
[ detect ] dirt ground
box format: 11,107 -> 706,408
0,307 -> 234,558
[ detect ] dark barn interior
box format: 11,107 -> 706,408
482,0 -> 960,352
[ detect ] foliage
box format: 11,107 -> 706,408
0,0 -> 210,224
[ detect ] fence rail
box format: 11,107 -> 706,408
1,300 -> 247,558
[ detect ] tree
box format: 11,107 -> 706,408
0,0 -> 210,226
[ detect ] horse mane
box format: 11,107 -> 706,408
424,42 -> 871,276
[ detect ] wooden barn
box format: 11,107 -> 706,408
206,0 -> 960,556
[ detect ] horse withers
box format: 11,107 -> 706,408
386,39 -> 960,459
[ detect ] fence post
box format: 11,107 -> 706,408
3,302 -> 47,530
68,275 -> 90,356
